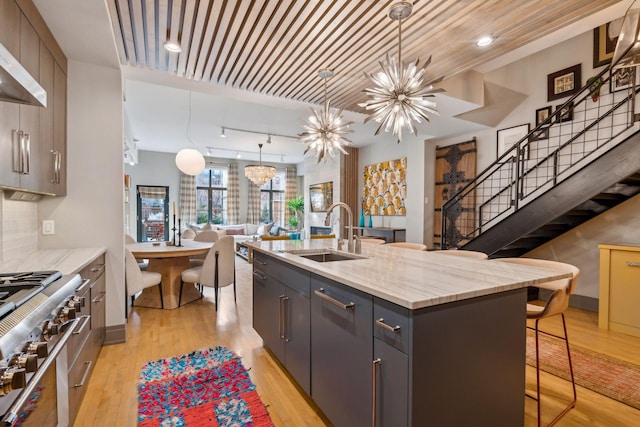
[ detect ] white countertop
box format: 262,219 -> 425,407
0,248 -> 106,276
246,239 -> 571,310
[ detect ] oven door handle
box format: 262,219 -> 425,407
2,317 -> 80,427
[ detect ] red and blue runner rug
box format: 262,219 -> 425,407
138,346 -> 274,426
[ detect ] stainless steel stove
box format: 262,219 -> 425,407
0,270 -> 84,426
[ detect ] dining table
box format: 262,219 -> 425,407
127,240 -> 213,309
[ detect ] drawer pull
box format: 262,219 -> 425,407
73,315 -> 91,336
92,292 -> 106,303
626,261 -> 640,267
255,258 -> 267,266
376,318 -> 400,333
372,358 -> 381,427
73,360 -> 93,388
91,264 -> 105,273
75,279 -> 92,295
253,271 -> 267,281
314,288 -> 354,310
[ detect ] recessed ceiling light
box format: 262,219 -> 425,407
163,41 -> 182,53
476,36 -> 493,47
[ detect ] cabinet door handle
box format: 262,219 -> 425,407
56,151 -> 62,183
314,288 -> 355,310
255,258 -> 267,266
372,358 -> 381,427
12,130 -> 21,172
23,133 -> 30,174
253,271 -> 267,281
73,360 -> 93,388
92,291 -> 106,303
281,296 -> 289,342
50,150 -> 57,183
626,261 -> 640,267
91,264 -> 105,273
376,318 -> 401,333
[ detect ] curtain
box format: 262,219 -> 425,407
246,182 -> 261,224
284,167 -> 297,226
138,186 -> 166,199
179,172 -> 197,224
227,163 -> 240,224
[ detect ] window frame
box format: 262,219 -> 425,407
196,167 -> 228,224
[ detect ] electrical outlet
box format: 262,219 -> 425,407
42,220 -> 55,235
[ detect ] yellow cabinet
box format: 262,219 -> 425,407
599,244 -> 640,337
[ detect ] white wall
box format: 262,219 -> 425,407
358,133 -> 426,243
0,195 -> 38,260
300,155 -> 342,237
38,60 -> 125,328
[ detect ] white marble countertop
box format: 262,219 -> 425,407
0,248 -> 106,276
245,239 -> 571,310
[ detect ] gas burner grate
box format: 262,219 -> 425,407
0,271 -> 62,287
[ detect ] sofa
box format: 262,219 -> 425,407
184,222 -> 287,243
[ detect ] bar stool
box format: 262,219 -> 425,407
493,257 -> 579,426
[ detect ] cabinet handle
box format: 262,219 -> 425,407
23,133 -> 30,174
372,358 -> 381,427
73,360 -> 93,388
626,261 -> 640,267
376,318 -> 401,333
281,296 -> 289,342
50,150 -> 57,183
92,292 -> 106,303
253,271 -> 267,281
56,151 -> 62,183
91,264 -> 105,273
12,130 -> 21,172
72,315 -> 91,335
314,288 -> 355,310
75,279 -> 92,295
255,258 -> 267,266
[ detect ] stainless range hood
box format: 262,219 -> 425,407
0,42 -> 47,107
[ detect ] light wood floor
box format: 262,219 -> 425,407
74,257 -> 640,426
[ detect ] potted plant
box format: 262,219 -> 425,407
286,195 -> 304,230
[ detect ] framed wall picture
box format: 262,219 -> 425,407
529,127 -> 549,142
535,106 -> 552,126
547,64 -> 581,101
593,22 -> 619,68
556,102 -> 574,122
309,181 -> 333,212
610,67 -> 639,92
497,123 -> 530,159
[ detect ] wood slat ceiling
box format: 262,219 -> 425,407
107,0 -> 621,112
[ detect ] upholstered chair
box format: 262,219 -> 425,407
125,248 -> 163,309
179,236 -> 236,311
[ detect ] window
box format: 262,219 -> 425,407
195,167 -> 228,224
260,170 -> 286,225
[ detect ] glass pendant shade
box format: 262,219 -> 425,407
175,148 -> 205,176
612,0 -> 640,69
359,2 -> 444,142
244,144 -> 276,185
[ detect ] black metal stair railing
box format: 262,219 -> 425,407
441,64 -> 639,249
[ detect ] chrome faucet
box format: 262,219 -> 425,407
325,202 -> 357,253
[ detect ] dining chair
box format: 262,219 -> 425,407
492,257 -> 579,426
433,249 -> 488,259
125,248 -> 163,309
189,230 -> 220,268
385,242 -> 427,251
125,234 -> 148,270
179,236 -> 236,311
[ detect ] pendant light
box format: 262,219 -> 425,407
612,0 -> 640,69
175,91 -> 205,176
244,143 -> 276,185
300,69 -> 353,163
359,2 -> 445,143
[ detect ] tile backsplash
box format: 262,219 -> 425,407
0,191 -> 38,261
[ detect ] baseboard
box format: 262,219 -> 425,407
539,289 -> 599,312
104,324 -> 126,345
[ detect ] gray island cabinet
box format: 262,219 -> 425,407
249,242 -> 559,427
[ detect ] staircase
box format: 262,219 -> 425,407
441,64 -> 640,258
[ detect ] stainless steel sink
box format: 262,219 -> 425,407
284,249 -> 368,262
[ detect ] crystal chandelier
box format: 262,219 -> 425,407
244,143 -> 276,185
300,69 -> 353,163
359,2 -> 444,143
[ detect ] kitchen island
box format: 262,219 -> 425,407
247,239 -> 570,427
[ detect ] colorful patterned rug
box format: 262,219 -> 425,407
526,329 -> 640,410
138,346 -> 274,426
